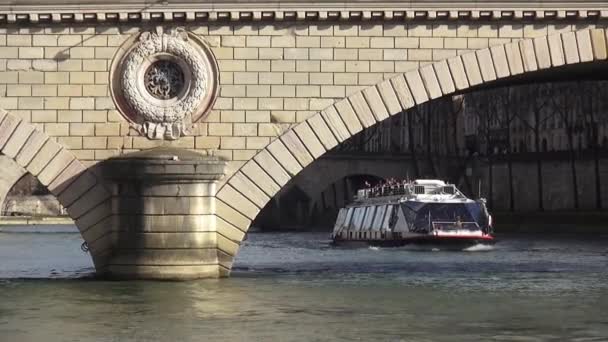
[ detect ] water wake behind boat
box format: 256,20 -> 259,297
463,243 -> 495,252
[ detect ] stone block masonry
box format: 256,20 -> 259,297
0,14 -> 604,178
98,147 -> 228,280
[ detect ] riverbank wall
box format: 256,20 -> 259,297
3,195 -> 64,217
251,211 -> 608,234
493,211 -> 608,234
0,211 -> 605,234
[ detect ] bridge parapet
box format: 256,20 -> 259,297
2,1 -> 608,24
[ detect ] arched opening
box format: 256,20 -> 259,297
252,173 -> 383,231
252,184 -> 311,231
235,79 -> 608,282
3,173 -> 66,217
0,169 -> 93,279
234,79 -> 608,263
0,113 -> 109,278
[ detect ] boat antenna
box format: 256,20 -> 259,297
478,179 -> 481,199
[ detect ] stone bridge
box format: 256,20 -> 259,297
255,153 -> 430,230
289,153 -> 427,200
0,0 -> 607,278
261,149 -> 495,232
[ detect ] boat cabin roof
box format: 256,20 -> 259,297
355,179 -> 469,202
412,179 -> 446,186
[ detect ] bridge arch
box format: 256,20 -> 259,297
0,156 -> 28,213
214,28 -> 608,272
254,162 -> 393,230
0,109 -> 112,269
287,155 -> 420,201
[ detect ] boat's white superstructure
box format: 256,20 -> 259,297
331,179 -> 494,246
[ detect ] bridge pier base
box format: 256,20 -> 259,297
98,147 -> 228,280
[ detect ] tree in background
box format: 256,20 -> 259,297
513,83 -> 555,211
580,81 -> 604,209
496,87 -> 518,211
550,82 -> 583,209
465,87 -> 504,208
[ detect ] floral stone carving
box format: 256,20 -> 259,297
111,27 -> 219,140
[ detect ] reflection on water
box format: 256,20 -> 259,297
1,226 -> 608,341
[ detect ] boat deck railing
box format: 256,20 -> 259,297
357,185 -> 408,199
356,184 -> 461,200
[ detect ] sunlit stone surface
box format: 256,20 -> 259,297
100,147 -> 227,280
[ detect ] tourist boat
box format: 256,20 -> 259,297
331,179 -> 494,248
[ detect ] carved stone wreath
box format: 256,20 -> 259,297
111,26 -> 219,140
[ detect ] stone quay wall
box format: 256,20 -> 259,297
481,156 -> 608,212
3,194 -> 64,216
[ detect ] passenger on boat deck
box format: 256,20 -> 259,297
455,216 -> 463,228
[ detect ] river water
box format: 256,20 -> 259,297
0,226 -> 607,341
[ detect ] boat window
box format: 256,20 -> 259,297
371,205 -> 387,231
401,202 -> 489,232
352,207 -> 366,230
382,205 -> 394,230
333,209 -> 348,234
343,208 -> 354,229
414,185 -> 425,194
362,206 -> 376,230
442,185 -> 455,194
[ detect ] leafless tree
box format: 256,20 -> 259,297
494,86 -> 518,211
448,95 -> 475,194
468,86 -> 518,207
412,100 -> 440,178
550,82 -> 584,209
580,81 -> 603,209
513,83 -> 555,211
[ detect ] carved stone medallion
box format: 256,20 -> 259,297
110,27 -> 219,140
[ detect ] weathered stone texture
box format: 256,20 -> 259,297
0,22 -> 603,169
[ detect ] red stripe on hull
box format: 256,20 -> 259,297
431,235 -> 494,241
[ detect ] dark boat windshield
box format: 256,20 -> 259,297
402,202 -> 489,233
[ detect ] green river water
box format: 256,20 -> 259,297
0,226 -> 607,341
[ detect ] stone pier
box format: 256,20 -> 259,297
100,147 -> 227,280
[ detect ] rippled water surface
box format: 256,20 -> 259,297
1,225 -> 608,341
